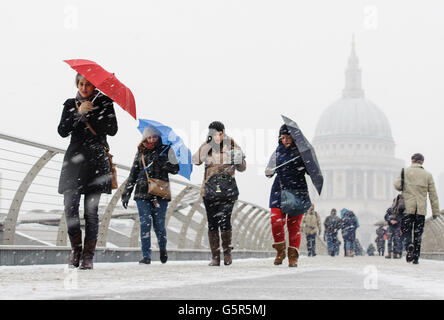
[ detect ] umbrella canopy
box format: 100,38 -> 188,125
64,59 -> 136,119
281,115 -> 324,195
137,119 -> 193,180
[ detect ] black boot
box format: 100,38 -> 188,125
406,244 -> 415,263
139,257 -> 151,264
68,231 -> 82,268
80,239 -> 97,270
160,250 -> 168,264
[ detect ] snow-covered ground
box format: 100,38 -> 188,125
1,256 -> 444,300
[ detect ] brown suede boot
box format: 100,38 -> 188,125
221,230 -> 233,266
80,239 -> 97,270
68,231 -> 82,268
288,246 -> 299,267
272,241 -> 286,265
208,230 -> 220,266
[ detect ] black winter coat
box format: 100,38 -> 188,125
57,94 -> 118,194
384,208 -> 401,228
122,141 -> 179,202
324,215 -> 342,234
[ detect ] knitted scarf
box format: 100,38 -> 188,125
76,89 -> 100,103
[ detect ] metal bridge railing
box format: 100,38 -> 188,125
0,132 -> 274,251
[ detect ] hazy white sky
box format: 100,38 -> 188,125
1,0 -> 443,209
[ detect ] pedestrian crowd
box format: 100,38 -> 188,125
58,73 -> 440,270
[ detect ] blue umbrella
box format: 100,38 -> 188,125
137,119 -> 193,180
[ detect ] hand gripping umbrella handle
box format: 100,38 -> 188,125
270,156 -> 298,171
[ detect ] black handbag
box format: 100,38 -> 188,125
391,168 -> 405,219
204,141 -> 239,201
204,172 -> 239,201
280,189 -> 311,216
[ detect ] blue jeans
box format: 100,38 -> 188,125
326,232 -> 338,256
306,233 -> 317,256
387,225 -> 402,255
344,238 -> 355,251
136,199 -> 168,259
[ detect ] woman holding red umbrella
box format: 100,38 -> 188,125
58,73 -> 118,270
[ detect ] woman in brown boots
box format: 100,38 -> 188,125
265,124 -> 311,267
58,73 -> 118,270
192,121 -> 246,266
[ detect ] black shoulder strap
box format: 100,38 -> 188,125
401,168 -> 405,191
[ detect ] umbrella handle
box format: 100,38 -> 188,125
142,144 -> 172,172
270,157 -> 298,171
91,91 -> 101,103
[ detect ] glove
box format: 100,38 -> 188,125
230,149 -> 244,165
78,101 -> 94,115
121,194 -> 130,209
265,167 -> 275,178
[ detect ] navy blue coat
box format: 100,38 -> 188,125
384,208 -> 401,228
266,142 -> 308,209
341,209 -> 359,241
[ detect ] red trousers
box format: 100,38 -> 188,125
271,207 -> 303,249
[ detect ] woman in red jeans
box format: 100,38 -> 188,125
265,124 -> 310,267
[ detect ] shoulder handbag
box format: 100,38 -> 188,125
141,151 -> 171,200
204,140 -> 239,201
280,188 -> 311,216
279,170 -> 311,216
391,168 -> 405,219
75,101 -> 118,189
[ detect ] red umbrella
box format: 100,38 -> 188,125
64,59 -> 137,119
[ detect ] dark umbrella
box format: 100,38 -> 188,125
281,115 -> 324,195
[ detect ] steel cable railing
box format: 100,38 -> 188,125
0,132 -> 273,250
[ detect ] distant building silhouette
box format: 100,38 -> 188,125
311,37 -> 404,248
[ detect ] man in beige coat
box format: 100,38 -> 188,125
394,153 -> 440,264
301,204 -> 322,257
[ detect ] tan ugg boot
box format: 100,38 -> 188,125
272,241 -> 286,265
287,246 -> 299,267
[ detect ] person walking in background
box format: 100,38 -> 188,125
375,226 -> 386,256
354,238 -> 364,256
335,239 -> 341,256
324,208 -> 342,257
301,204 -> 321,257
121,126 -> 179,265
58,73 -> 118,270
341,208 -> 359,257
394,153 -> 440,264
384,207 -> 402,259
192,121 -> 246,266
367,243 -> 376,256
265,124 -> 311,267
